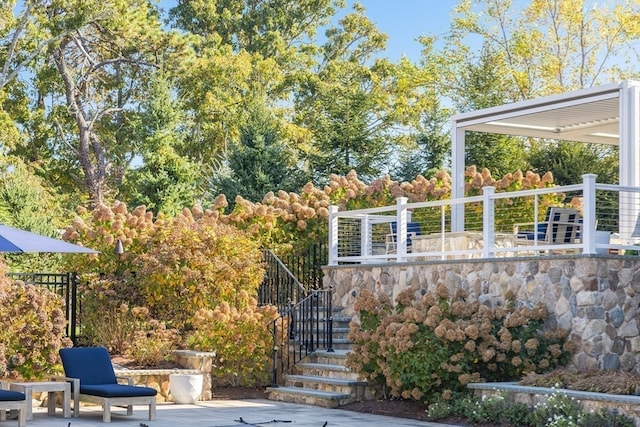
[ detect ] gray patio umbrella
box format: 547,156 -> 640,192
0,224 -> 99,253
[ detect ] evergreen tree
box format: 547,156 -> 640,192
208,103 -> 305,206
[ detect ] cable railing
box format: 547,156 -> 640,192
328,174 -> 640,264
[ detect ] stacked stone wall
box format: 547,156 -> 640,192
323,255 -> 640,372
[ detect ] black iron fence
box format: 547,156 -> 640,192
269,288 -> 333,386
259,242 -> 327,310
260,242 -> 334,383
8,272 -> 80,344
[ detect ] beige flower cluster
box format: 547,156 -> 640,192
347,285 -> 573,402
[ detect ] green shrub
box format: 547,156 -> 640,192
428,391 -> 634,427
186,291 -> 278,387
347,285 -> 573,401
135,210 -> 265,330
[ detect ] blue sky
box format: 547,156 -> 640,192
343,0 -> 458,61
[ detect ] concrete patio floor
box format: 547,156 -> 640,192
19,399 -> 459,427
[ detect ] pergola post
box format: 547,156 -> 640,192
451,123 -> 466,233
619,82 -> 640,239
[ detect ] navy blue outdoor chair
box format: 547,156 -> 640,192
59,347 -> 156,423
515,207 -> 580,251
0,387 -> 26,427
386,221 -> 422,253
514,207 -> 552,242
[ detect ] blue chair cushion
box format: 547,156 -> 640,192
60,347 -> 118,385
80,384 -> 157,398
517,231 -> 546,240
0,390 -> 25,401
518,223 -> 548,240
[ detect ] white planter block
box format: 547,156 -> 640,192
169,374 -> 203,404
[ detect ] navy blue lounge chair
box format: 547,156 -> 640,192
59,347 -> 156,423
515,207 -> 580,252
0,387 -> 26,426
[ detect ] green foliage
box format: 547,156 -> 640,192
77,275 -> 179,363
207,102 -> 306,207
528,142 -> 619,186
455,47 -> 528,177
122,74 -> 201,216
347,285 -> 573,401
429,391 -> 634,427
135,209 -> 264,330
186,291 -> 279,387
0,157 -> 68,272
530,391 -> 584,427
0,271 -> 71,379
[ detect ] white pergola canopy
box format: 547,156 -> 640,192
450,80 -> 640,233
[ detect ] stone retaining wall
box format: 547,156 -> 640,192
323,254 -> 640,372
114,350 -> 216,402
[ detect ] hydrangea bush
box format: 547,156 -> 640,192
61,167 -> 565,377
0,261 -> 71,379
346,285 -> 574,402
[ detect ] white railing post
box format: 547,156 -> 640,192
482,186 -> 495,259
582,174 -> 597,254
396,197 -> 409,262
328,205 -> 339,265
361,215 -> 371,259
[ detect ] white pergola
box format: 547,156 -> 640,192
451,80 -> 640,236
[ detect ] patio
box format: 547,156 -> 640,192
19,398 -> 448,426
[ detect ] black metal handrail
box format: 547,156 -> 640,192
259,250 -> 307,312
270,287 -> 333,386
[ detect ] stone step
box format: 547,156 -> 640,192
297,362 -> 358,381
312,349 -> 349,364
266,386 -> 351,408
284,374 -> 367,397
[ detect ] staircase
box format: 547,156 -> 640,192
267,314 -> 372,408
260,248 -> 372,408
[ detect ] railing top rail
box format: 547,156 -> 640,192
331,195 -> 486,218
402,195 -> 485,209
331,207 -> 396,217
331,182 -> 601,219
597,183 -> 640,192
265,250 -> 307,296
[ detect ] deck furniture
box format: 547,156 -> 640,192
0,384 -> 26,427
10,381 -> 70,421
515,207 -> 581,252
385,222 -> 422,254
58,347 -> 157,423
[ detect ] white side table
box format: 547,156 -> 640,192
9,381 -> 71,420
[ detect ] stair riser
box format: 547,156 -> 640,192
312,355 -> 347,365
285,380 -> 366,397
300,368 -> 358,381
268,391 -> 354,408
